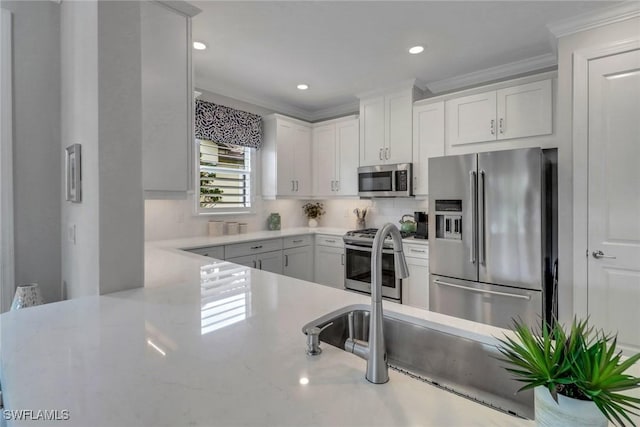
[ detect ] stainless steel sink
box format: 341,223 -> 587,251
302,304 -> 533,419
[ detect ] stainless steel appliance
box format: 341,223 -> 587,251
428,147 -> 557,329
343,228 -> 412,301
358,163 -> 413,198
414,211 -> 428,239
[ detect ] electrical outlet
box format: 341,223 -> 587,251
67,224 -> 76,244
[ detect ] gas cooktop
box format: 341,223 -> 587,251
343,228 -> 413,246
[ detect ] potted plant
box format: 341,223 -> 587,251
302,202 -> 325,228
497,318 -> 640,426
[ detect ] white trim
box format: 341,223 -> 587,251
156,1 -> 201,18
548,1 -> 640,39
426,53 -> 557,94
307,101 -> 359,123
355,78 -> 424,99
571,38 -> 640,318
0,9 -> 14,313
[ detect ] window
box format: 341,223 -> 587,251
197,139 -> 253,213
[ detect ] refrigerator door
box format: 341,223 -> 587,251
429,275 -> 543,329
428,154 -> 477,282
477,148 -> 542,290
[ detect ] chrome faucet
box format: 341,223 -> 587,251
344,223 -> 409,384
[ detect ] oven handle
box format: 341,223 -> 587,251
433,279 -> 531,300
344,244 -> 395,255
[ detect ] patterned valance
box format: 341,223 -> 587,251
195,100 -> 262,149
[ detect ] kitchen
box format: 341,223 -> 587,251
1,1 -> 639,426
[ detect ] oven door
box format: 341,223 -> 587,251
344,244 -> 401,300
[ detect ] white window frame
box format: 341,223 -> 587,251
195,139 -> 256,215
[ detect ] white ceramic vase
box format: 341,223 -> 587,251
11,283 -> 44,310
534,387 -> 607,427
308,218 -> 318,228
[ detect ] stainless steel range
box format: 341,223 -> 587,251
343,228 -> 412,301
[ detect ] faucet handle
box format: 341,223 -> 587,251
305,322 -> 333,356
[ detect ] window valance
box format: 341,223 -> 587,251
195,100 -> 262,149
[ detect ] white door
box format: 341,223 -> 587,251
283,246 -> 313,282
336,118 -> 359,196
312,124 -> 336,197
496,79 -> 552,140
293,125 -> 312,197
445,91 -> 497,147
227,254 -> 256,269
314,246 -> 344,289
258,250 -> 283,275
359,97 -> 385,166
403,256 -> 429,310
587,49 -> 640,354
412,101 -> 445,196
276,121 -> 295,196
385,91 -> 413,164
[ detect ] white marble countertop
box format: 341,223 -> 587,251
0,236 -> 534,427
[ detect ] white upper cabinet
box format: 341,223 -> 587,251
445,79 -> 552,149
262,115 -> 312,198
141,1 -> 198,194
312,116 -> 359,197
412,101 -> 445,197
359,87 -> 418,166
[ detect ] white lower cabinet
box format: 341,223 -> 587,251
314,235 -> 345,289
402,244 -> 429,310
283,246 -> 313,281
227,250 -> 283,274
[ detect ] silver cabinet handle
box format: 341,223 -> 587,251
251,245 -> 263,250
499,118 -> 504,134
335,180 -> 339,192
252,260 -> 257,268
258,259 -> 262,269
341,254 -> 344,266
385,147 -> 390,160
410,249 -> 426,254
490,119 -> 495,135
592,250 -> 616,259
379,148 -> 383,160
433,279 -> 531,300
291,180 -> 295,191
330,180 -> 334,191
469,170 -> 477,264
295,180 -> 299,192
325,239 -> 336,243
285,254 -> 289,267
479,170 -> 486,266
292,239 -> 303,243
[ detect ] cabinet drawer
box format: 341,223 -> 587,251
403,243 -> 429,259
187,246 -> 225,260
283,234 -> 312,249
315,234 -> 343,248
225,238 -> 282,259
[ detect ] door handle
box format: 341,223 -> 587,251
295,180 -> 299,192
379,148 -> 383,160
490,119 -> 495,135
479,170 -> 486,266
253,260 -> 257,268
251,245 -> 263,250
330,180 -> 334,191
385,147 -> 390,160
285,254 -> 288,267
335,180 -> 339,192
258,259 -> 262,269
592,250 -> 616,259
433,279 -> 531,300
469,171 -> 477,264
341,254 -> 344,266
499,118 -> 504,134
291,180 -> 295,191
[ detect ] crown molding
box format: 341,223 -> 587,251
356,78 -> 423,99
425,53 -> 557,94
547,1 -> 640,38
307,101 -> 359,123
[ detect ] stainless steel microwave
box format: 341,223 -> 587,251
358,163 -> 413,198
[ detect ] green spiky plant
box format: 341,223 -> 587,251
496,318 -> 640,426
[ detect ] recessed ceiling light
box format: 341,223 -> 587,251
193,41 -> 207,51
409,45 -> 425,55
297,84 -> 309,90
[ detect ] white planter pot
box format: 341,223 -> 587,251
308,218 -> 318,228
534,387 -> 607,427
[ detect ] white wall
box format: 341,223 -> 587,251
2,1 -> 62,305
555,16 -> 640,324
61,0 -> 144,298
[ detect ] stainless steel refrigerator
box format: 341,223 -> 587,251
428,147 -> 557,329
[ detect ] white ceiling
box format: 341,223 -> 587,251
191,1 -> 619,120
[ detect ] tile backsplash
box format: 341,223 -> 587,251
145,194 -> 428,241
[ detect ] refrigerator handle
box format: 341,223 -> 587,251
479,170 -> 486,265
469,171 -> 477,264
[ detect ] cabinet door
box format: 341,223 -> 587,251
283,246 -> 313,282
496,79 -> 552,140
276,121 -> 296,196
445,91 -> 497,147
312,124 -> 336,197
314,246 -> 345,289
258,250 -> 283,275
141,2 -> 190,192
335,119 -> 359,196
293,125 -> 312,196
385,91 -> 413,164
226,254 -> 256,269
412,101 -> 445,196
403,257 -> 429,310
359,97 -> 385,166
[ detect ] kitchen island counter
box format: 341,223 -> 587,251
1,240 -> 528,427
